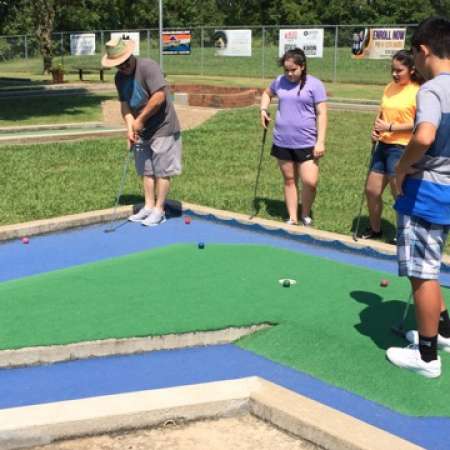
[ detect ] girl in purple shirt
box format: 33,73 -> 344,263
260,48 -> 328,226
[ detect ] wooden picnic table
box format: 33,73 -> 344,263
76,67 -> 110,81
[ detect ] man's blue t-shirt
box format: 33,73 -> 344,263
395,73 -> 450,224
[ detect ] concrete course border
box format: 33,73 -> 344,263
0,199 -> 397,255
0,324 -> 270,369
0,122 -> 106,133
0,377 -> 422,450
0,128 -> 125,146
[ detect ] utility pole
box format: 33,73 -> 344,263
159,0 -> 163,71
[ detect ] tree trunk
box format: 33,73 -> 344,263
31,0 -> 56,74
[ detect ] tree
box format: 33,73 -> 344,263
31,0 -> 56,73
163,0 -> 223,27
265,0 -> 320,25
366,0 -> 433,24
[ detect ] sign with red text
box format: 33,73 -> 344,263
279,29 -> 324,58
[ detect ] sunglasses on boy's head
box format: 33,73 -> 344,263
117,56 -> 132,70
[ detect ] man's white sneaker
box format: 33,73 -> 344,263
142,209 -> 166,227
405,330 -> 450,353
386,345 -> 441,378
128,207 -> 153,223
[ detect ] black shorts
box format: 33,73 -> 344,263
271,144 -> 314,163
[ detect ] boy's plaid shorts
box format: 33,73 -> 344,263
397,214 -> 450,279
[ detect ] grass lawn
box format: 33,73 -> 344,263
0,44 -> 391,86
0,106 -> 397,243
0,77 -> 383,128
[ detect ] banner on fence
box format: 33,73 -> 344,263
279,29 -> 324,58
352,28 -> 406,59
110,31 -> 140,56
70,34 -> 96,56
214,30 -> 252,57
162,30 -> 191,55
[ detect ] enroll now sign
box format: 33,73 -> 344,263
354,28 -> 406,59
372,29 -> 406,40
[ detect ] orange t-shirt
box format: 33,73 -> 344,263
379,81 -> 419,146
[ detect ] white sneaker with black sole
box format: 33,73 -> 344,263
142,209 -> 166,227
386,344 -> 441,378
128,207 -> 153,223
405,330 -> 450,353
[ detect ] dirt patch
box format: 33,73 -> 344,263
101,100 -> 218,130
174,104 -> 218,130
30,415 -> 319,450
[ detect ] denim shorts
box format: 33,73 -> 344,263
397,214 -> 450,280
370,142 -> 405,177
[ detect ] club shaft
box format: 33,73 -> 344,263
105,149 -> 133,232
353,142 -> 377,240
251,128 -> 267,216
400,291 -> 414,325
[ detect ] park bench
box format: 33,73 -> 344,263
75,67 -> 110,81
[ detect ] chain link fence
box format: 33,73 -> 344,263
0,24 -> 417,85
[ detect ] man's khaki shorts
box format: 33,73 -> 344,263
133,132 -> 182,177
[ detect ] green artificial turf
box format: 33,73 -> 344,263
1,243 -> 450,416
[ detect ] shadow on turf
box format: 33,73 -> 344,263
0,91 -> 113,122
119,196 -> 182,219
252,197 -> 313,221
351,216 -> 396,243
351,290 -> 413,350
251,197 -> 285,219
119,194 -> 144,206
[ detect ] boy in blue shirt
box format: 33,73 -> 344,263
387,16 -> 450,378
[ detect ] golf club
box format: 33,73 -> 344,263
352,141 -> 378,241
391,291 -> 414,337
249,126 -> 268,219
104,147 -> 134,233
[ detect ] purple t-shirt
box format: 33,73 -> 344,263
270,74 -> 327,148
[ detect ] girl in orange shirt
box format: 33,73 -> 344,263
361,50 -> 423,240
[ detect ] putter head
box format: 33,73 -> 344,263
352,233 -> 358,242
104,219 -> 128,234
391,324 -> 406,338
249,198 -> 261,220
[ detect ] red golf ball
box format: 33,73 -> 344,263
184,216 -> 192,224
21,237 -> 29,245
380,279 -> 389,287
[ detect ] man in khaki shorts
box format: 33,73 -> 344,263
102,38 -> 182,226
